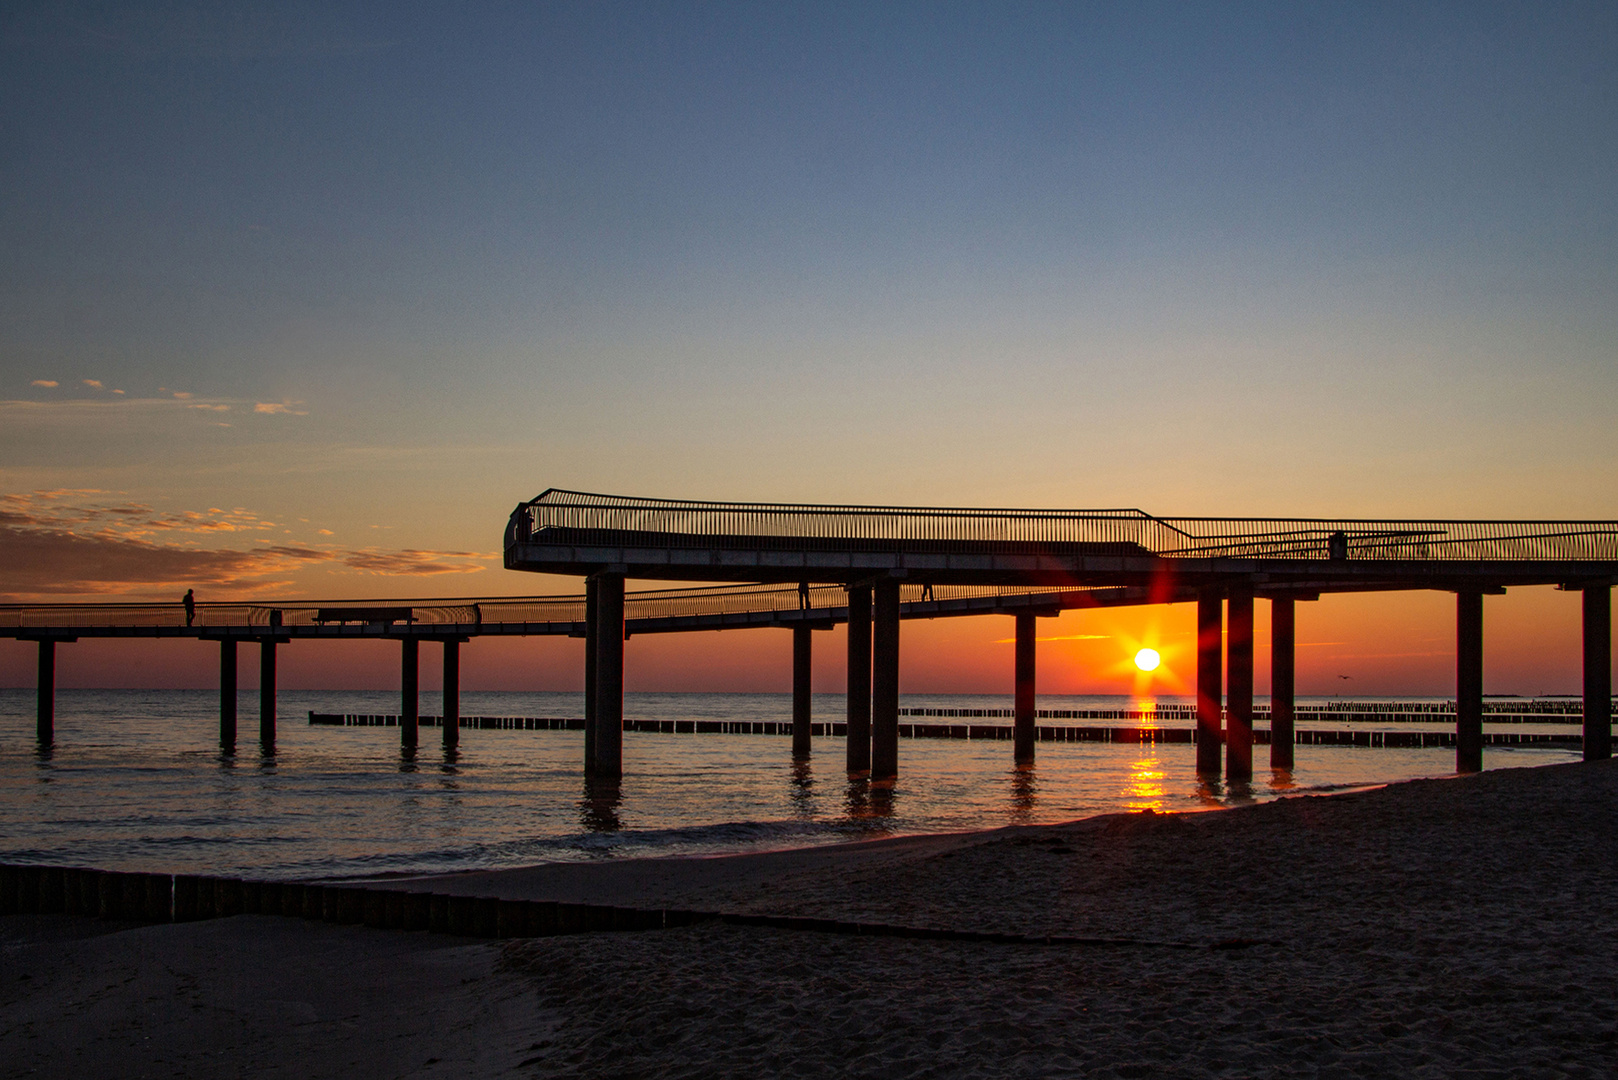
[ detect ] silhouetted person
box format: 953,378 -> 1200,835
798,580 -> 810,610
1327,531 -> 1348,561
183,589 -> 196,627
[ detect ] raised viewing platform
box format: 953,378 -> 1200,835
505,489 -> 1618,591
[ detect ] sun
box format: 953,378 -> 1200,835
1134,648 -> 1161,672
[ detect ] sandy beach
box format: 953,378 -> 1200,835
6,759 -> 1618,1078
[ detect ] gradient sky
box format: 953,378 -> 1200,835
3,2 -> 1615,693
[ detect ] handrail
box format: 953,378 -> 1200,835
0,582 -> 1092,630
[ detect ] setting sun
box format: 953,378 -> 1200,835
1134,648 -> 1161,672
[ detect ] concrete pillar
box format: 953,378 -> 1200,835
584,576 -> 599,776
1456,590 -> 1484,773
1225,589 -> 1254,783
592,574 -> 625,779
792,624 -> 812,760
1195,593 -> 1223,774
259,640 -> 277,749
36,640 -> 55,746
1584,586 -> 1612,761
1269,597 -> 1295,770
871,579 -> 901,781
400,638 -> 419,750
443,639 -> 461,751
1013,612 -> 1036,765
846,585 -> 872,776
219,639 -> 237,752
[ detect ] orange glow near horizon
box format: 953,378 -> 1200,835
0,585 -> 1607,696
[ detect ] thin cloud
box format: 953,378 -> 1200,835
83,379 -> 103,389
992,633 -> 1114,644
254,400 -> 309,415
31,379 -> 58,388
0,491 -> 493,601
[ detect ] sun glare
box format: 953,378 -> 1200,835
1133,648 -> 1161,672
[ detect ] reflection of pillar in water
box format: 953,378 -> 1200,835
579,777 -> 622,832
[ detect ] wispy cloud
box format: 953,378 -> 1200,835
254,400 -> 309,415
82,379 -> 103,389
0,491 -> 494,600
992,633 -> 1113,644
30,379 -> 58,388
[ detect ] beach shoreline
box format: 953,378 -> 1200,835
6,759 -> 1618,1078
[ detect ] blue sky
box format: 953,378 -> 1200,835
2,0 -> 1616,602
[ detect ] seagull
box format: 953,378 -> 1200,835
1338,674 -> 1352,680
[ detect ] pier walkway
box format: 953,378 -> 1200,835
506,489 -> 1618,780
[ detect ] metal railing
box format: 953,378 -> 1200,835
0,582 -> 1097,632
509,489 -> 1618,562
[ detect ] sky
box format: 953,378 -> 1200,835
2,1 -> 1615,694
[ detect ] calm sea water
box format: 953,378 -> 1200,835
0,689 -> 1577,880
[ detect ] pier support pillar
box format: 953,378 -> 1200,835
259,640 -> 278,749
1226,589 -> 1254,783
219,639 -> 237,752
792,624 -> 812,760
36,640 -> 55,746
1269,597 -> 1295,770
400,638 -> 419,750
591,574 -> 625,779
1014,613 -> 1036,766
871,579 -> 901,781
443,639 -> 461,751
1584,586 -> 1611,761
1195,593 -> 1223,774
846,585 -> 872,776
584,577 -> 599,775
1456,590 -> 1485,773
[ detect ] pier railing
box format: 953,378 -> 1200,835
0,582 -> 1095,632
510,490 -> 1618,562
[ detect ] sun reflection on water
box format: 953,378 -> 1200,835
1122,754 -> 1166,811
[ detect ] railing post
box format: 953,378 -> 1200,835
1583,585 -> 1611,761
1013,612 -> 1036,766
1195,592 -> 1223,774
871,579 -> 901,781
846,585 -> 872,777
1269,596 -> 1295,770
1456,590 -> 1484,773
792,624 -> 813,759
400,637 -> 419,750
592,573 -> 625,779
36,640 -> 55,746
443,639 -> 460,751
259,639 -> 277,750
1226,588 -> 1254,783
219,639 -> 237,752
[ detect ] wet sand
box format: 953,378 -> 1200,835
6,759 -> 1618,1078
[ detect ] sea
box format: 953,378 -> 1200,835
0,689 -> 1580,881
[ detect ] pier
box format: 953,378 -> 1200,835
6,492 -> 1617,785
505,490 -> 1618,779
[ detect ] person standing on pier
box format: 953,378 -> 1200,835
183,589 -> 196,627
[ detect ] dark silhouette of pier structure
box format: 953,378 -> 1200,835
6,489 -> 1616,784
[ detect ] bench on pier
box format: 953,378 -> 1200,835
314,607 -> 415,625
